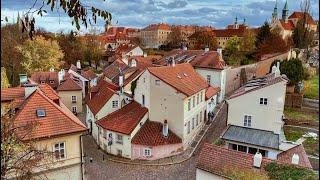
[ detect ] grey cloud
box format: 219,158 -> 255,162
158,0 -> 188,9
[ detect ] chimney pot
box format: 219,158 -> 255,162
76,60 -> 81,69
292,153 -> 299,165
253,152 -> 262,168
205,47 -> 209,52
183,46 -> 187,51
217,47 -> 222,57
143,53 -> 147,57
163,120 -> 168,137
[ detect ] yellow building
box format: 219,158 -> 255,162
139,23 -> 171,48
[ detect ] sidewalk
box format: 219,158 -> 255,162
101,101 -> 226,166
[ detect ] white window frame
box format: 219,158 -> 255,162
155,79 -> 160,86
260,98 -> 268,105
53,142 -> 66,161
192,96 -> 195,108
112,101 -> 119,108
244,115 -> 252,127
206,75 -> 211,84
72,106 -> 77,113
144,148 -> 151,157
116,134 -> 123,145
49,80 -> 55,84
197,94 -> 199,105
71,96 -> 77,103
188,99 -> 191,111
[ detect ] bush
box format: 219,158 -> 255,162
280,58 -> 305,86
265,162 -> 317,180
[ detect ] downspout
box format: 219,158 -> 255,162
80,131 -> 88,180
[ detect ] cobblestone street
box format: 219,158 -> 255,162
81,103 -> 228,180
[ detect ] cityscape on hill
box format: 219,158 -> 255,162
1,0 -> 319,179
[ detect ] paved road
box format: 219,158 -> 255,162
82,103 -> 228,180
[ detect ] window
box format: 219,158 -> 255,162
248,147 -> 258,154
192,96 -> 195,108
200,92 -> 203,102
238,145 -> 247,153
112,101 -> 118,108
71,96 -> 77,103
144,148 -> 151,157
36,109 -> 46,117
142,95 -> 145,106
197,94 -> 199,105
143,78 -> 146,83
231,143 -> 237,150
116,134 -> 123,144
117,149 -> 122,156
244,115 -> 252,127
155,80 -> 160,85
259,98 -> 268,105
206,75 -> 211,84
40,81 -> 45,84
72,106 -> 77,113
49,80 -> 54,84
196,114 -> 199,126
192,118 -> 195,130
187,121 -> 190,134
54,142 -> 66,160
188,99 -> 191,111
200,111 -> 202,122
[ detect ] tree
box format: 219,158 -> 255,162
1,106 -> 55,179
1,23 -> 29,86
239,29 -> 256,54
16,36 -> 64,75
167,26 -> 184,49
82,32 -> 104,69
293,19 -> 314,49
255,21 -> 271,47
280,58 -> 305,86
189,30 -> 217,50
1,67 -> 10,89
257,32 -> 289,58
224,36 -> 243,65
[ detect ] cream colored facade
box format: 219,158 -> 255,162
58,90 -> 83,113
216,36 -> 243,50
227,81 -> 287,135
139,28 -> 171,48
134,70 -> 206,148
271,20 -> 293,39
196,169 -> 226,180
96,112 -> 148,159
29,133 -> 83,180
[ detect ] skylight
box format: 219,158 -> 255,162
36,109 -> 46,117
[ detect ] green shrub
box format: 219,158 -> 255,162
265,162 -> 317,180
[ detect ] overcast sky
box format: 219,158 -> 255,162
1,0 -> 319,33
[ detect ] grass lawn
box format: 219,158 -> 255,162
303,75 -> 319,100
283,126 -> 306,141
303,137 -> 319,156
284,107 -> 319,121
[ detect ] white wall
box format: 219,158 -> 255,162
196,169 -> 226,180
206,94 -> 218,119
227,81 -> 287,134
68,69 -> 88,97
195,68 -> 226,102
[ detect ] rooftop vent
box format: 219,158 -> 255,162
183,73 -> 188,77
253,152 -> 262,168
36,109 -> 46,117
177,75 -> 182,79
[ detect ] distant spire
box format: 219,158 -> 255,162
272,0 -> 278,22
235,16 -> 238,25
284,0 -> 288,10
243,18 -> 246,25
282,0 -> 289,22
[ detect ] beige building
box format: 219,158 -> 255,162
1,84 -> 87,180
139,23 -> 171,48
57,77 -> 83,114
134,63 -> 208,147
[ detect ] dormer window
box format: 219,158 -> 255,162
49,80 -> 55,84
40,81 -> 45,84
36,109 -> 46,117
155,80 -> 160,86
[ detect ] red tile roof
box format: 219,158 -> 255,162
205,86 -> 220,100
280,20 -> 295,30
132,120 -> 182,146
196,143 -> 270,177
14,90 -> 87,140
115,44 -> 138,57
277,144 -> 312,169
143,23 -> 171,31
81,70 -> 97,80
86,80 -> 116,115
1,87 -> 25,101
128,55 -> 162,69
213,28 -> 246,37
95,101 -> 148,135
103,59 -> 128,80
289,12 -> 316,25
30,71 -> 59,89
38,84 -> 60,101
57,77 -> 82,91
148,63 -> 208,97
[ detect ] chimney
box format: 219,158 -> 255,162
271,64 -> 277,73
58,69 -> 65,84
204,47 -> 209,53
183,46 -> 187,51
163,120 -> 168,137
291,154 -> 299,165
275,61 -> 281,77
19,74 -> 28,85
76,60 -> 81,69
171,57 -> 175,67
143,52 -> 147,57
24,85 -> 37,99
253,152 -> 262,168
217,47 -> 222,57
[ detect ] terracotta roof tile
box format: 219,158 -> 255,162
205,86 -> 220,100
1,87 -> 25,101
86,80 -> 116,115
38,83 -> 60,101
81,70 -> 97,80
30,71 -> 59,89
143,23 -> 171,31
96,101 -> 148,135
148,63 -> 208,97
103,59 -> 128,80
14,90 -> 87,140
277,144 -> 312,169
289,12 -> 316,25
57,77 -> 82,91
132,120 -> 182,146
280,20 -> 295,30
213,28 -> 246,37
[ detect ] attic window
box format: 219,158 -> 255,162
183,73 -> 188,77
40,81 -> 45,84
177,75 -> 182,79
49,80 -> 55,84
36,109 -> 46,117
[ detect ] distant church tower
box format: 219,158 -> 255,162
105,20 -> 112,32
272,0 -> 278,23
282,0 -> 289,23
234,16 -> 239,29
